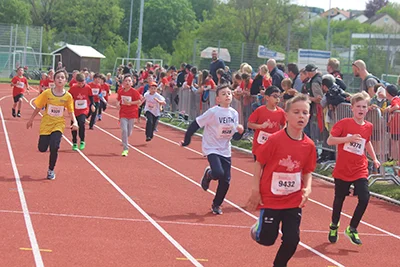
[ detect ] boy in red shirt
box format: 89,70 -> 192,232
98,74 -> 110,121
248,86 -> 286,160
68,73 -> 95,150
117,74 -> 143,156
87,73 -> 102,129
39,72 -> 48,94
11,67 -> 31,117
247,94 -> 316,267
327,91 -> 380,246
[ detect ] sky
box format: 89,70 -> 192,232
293,0 -> 400,11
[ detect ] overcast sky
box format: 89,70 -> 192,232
293,0 -> 400,11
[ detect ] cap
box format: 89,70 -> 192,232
305,64 -> 317,72
386,84 -> 399,97
150,82 -> 158,87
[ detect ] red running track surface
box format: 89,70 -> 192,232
0,84 -> 399,267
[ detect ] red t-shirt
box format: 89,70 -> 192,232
205,79 -> 216,91
88,82 -> 101,102
331,118 -> 373,181
248,106 -> 286,154
262,77 -> 272,88
39,79 -> 47,93
118,88 -> 141,119
69,78 -> 77,88
101,83 -> 110,101
43,78 -> 55,90
137,86 -> 145,95
256,129 -> 316,209
186,72 -> 194,86
68,84 -> 93,116
11,76 -> 28,97
389,96 -> 400,134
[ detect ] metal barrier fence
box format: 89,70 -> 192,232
161,89 -> 400,186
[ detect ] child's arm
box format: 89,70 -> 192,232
299,172 -> 312,208
232,124 -> 245,140
69,111 -> 79,131
154,97 -> 166,106
246,161 -> 264,211
181,120 -> 200,147
366,141 -> 380,169
327,133 -> 362,146
26,108 -> 41,129
248,121 -> 270,130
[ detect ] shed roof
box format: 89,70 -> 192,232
52,44 -> 105,59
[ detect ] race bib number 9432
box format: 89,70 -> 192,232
271,172 -> 301,195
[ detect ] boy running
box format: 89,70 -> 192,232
87,73 -> 102,129
182,84 -> 244,215
248,86 -> 286,160
68,73 -> 95,150
11,66 -> 31,117
117,74 -> 143,156
247,94 -> 316,267
98,74 -> 110,121
327,91 -> 380,246
26,69 -> 78,180
144,82 -> 166,141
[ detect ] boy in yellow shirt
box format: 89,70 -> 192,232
27,69 -> 78,180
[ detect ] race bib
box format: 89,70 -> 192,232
121,96 -> 132,105
75,99 -> 87,109
47,104 -> 64,117
49,82 -> 55,89
218,124 -> 234,139
271,172 -> 301,195
343,134 -> 366,156
17,81 -> 25,89
204,86 -> 211,91
147,102 -> 155,109
102,91 -> 107,97
92,88 -> 100,95
257,131 -> 271,145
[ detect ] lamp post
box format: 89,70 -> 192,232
127,0 -> 134,60
136,0 -> 144,72
326,0 -> 332,51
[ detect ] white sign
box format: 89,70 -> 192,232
298,49 -> 331,74
257,46 -> 285,61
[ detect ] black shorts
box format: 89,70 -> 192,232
13,94 -> 24,103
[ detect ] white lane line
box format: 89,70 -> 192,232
102,111 -> 400,240
0,107 -> 44,267
25,97 -> 202,267
0,209 -> 393,237
91,114 -> 344,267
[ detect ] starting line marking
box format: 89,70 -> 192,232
20,248 -> 52,253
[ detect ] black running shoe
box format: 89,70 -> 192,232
12,108 -> 16,117
328,222 -> 339,243
200,167 -> 211,191
211,204 -> 223,215
344,226 -> 362,246
17,111 -> 21,117
146,137 -> 151,142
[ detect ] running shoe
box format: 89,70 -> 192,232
17,111 -> 21,117
146,137 -> 152,142
344,226 -> 362,246
200,167 -> 211,191
121,150 -> 129,157
72,143 -> 78,151
12,108 -> 16,117
98,114 -> 102,121
79,141 -> 85,150
47,169 -> 56,180
211,204 -> 223,215
328,222 -> 339,243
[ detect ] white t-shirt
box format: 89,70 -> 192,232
196,106 -> 239,157
144,92 -> 165,117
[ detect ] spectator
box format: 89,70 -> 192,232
56,61 -> 64,71
327,58 -> 346,90
287,63 -> 303,92
266,59 -> 284,91
209,50 -> 226,84
352,59 -> 378,98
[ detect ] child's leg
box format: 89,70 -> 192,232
274,208 -> 301,267
253,208 -> 281,246
89,102 -> 99,128
120,118 -> 129,151
127,118 -> 134,138
77,114 -> 86,142
17,97 -> 22,111
98,102 -> 103,115
207,154 -> 231,207
38,135 -> 51,153
48,131 -> 62,171
331,178 -> 351,225
71,119 -> 78,144
152,115 -> 159,133
145,111 -> 154,138
350,178 -> 370,229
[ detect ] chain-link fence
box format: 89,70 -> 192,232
0,23 -> 44,78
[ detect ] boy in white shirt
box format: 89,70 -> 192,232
144,82 -> 166,141
182,84 -> 244,215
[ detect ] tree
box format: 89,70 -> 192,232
189,0 -> 215,21
0,0 -> 31,25
142,0 -> 197,52
28,0 -> 57,31
377,2 -> 400,19
365,0 -> 389,18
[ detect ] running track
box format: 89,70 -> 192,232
0,83 -> 399,267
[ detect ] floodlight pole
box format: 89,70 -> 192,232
326,0 -> 332,51
127,0 -> 134,60
136,0 -> 144,72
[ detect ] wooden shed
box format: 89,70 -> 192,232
51,44 -> 106,73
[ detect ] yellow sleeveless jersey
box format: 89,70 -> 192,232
34,89 -> 74,135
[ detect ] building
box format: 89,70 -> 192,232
365,13 -> 400,33
51,44 -> 106,73
320,8 -> 351,21
352,14 -> 369,23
